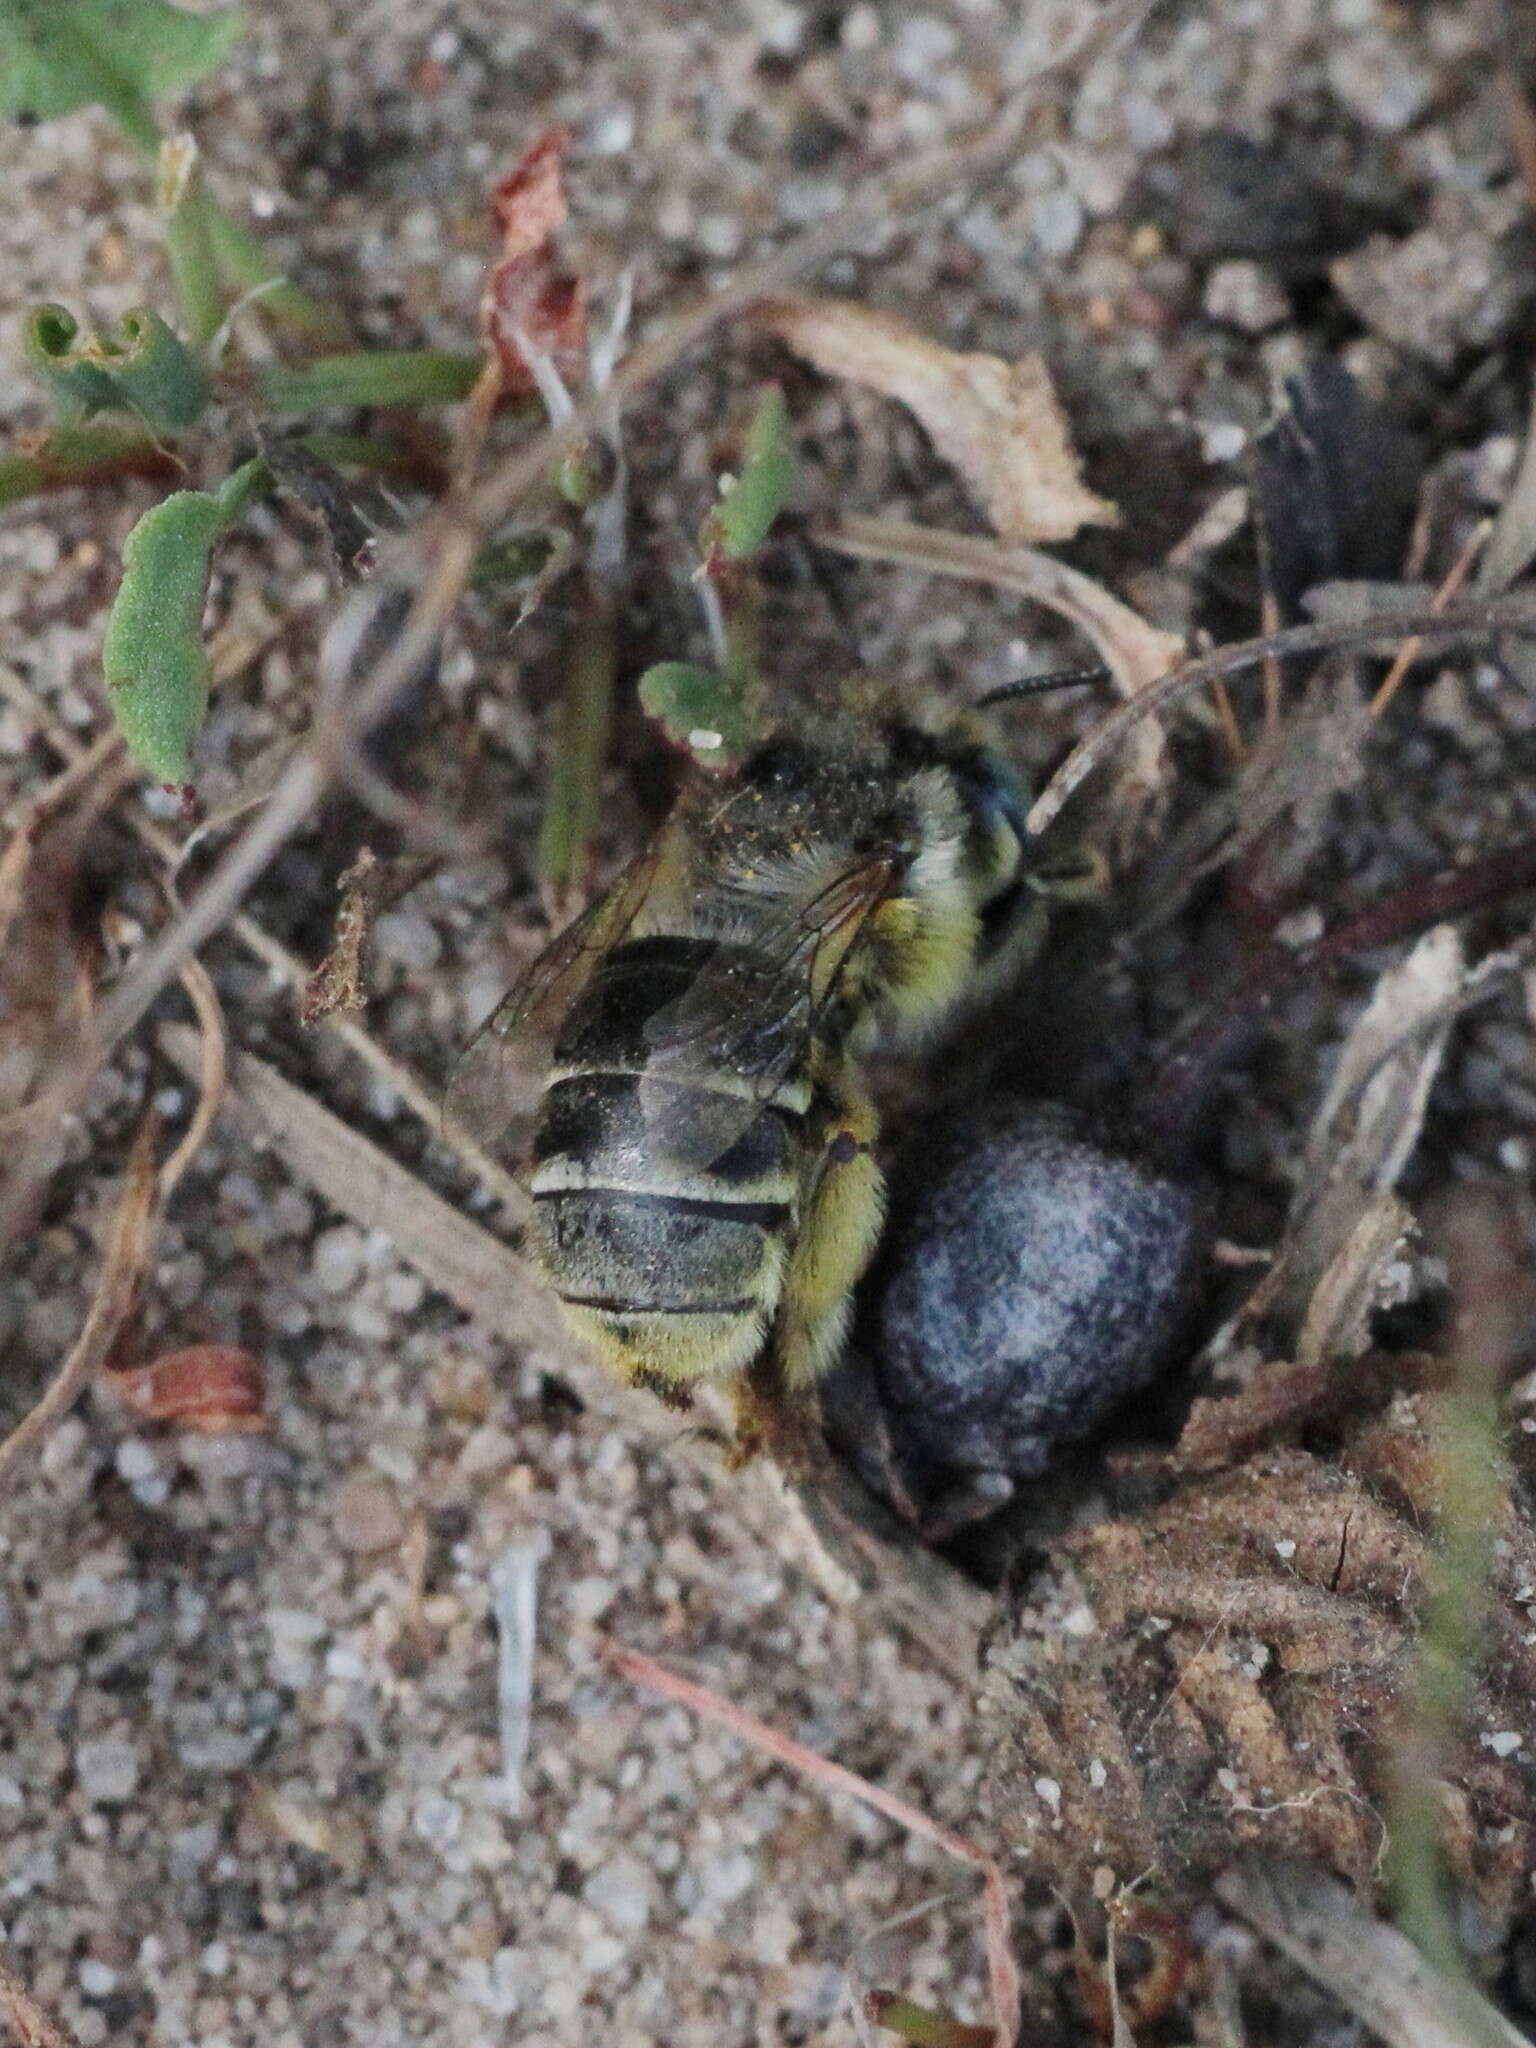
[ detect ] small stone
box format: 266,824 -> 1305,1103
1027,185 -> 1085,259
1203,259 -> 1289,333
311,1225 -> 366,1295
699,1849 -> 755,1905
1331,186 -> 1528,370
413,1793 -> 464,1853
113,1437 -> 159,1486
78,1960 -> 118,1998
331,1475 -> 405,1556
75,1736 -> 141,1804
374,907 -> 442,972
582,1852 -> 655,1932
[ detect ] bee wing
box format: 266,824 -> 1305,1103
636,853 -> 898,1170
445,838 -> 670,1154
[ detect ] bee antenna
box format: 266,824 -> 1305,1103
975,661 -> 1112,708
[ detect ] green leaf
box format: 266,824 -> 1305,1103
158,135 -> 223,348
101,460 -> 262,785
258,349 -> 485,415
24,303 -> 207,429
636,661 -> 753,770
704,384 -> 795,562
1,0 -> 243,143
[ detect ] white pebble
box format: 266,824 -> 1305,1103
113,1437 -> 159,1485
413,1793 -> 464,1852
77,1960 -> 117,1998
312,1225 -> 366,1294
75,1737 -> 141,1804
1028,185 -> 1084,258
582,1852 -> 655,1932
374,907 -> 442,972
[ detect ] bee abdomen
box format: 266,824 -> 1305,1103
529,1069 -> 800,1382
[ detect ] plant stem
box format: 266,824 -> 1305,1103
296,431 -> 448,486
258,350 -> 486,415
160,148 -> 224,351
539,580 -> 616,909
1386,1191 -> 1516,1999
864,1992 -> 994,2048
0,421 -> 179,507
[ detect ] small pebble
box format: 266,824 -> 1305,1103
311,1225 -> 366,1295
75,1737 -> 141,1805
582,1853 -> 655,1932
77,1960 -> 117,1998
1203,259 -> 1289,333
331,1474 -> 406,1556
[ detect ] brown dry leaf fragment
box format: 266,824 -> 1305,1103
1305,923 -> 1465,1194
301,847 -> 381,1026
0,949 -> 228,1479
107,1343 -> 267,1434
482,127 -> 587,402
1175,1350 -> 1433,1472
1292,1196 -> 1414,1368
755,297 -> 1116,544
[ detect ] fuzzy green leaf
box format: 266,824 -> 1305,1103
1,0 -> 243,141
637,661 -> 753,769
704,384 -> 794,562
24,303 -> 207,429
101,463 -> 261,784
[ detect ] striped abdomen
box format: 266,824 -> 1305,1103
528,935 -> 809,1386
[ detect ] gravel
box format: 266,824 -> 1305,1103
3,1 -> 1534,2043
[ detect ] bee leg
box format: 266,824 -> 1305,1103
776,1071 -> 884,1396
626,1366 -> 694,1413
726,1354 -> 813,1472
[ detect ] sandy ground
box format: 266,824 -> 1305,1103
2,2 -> 1533,2044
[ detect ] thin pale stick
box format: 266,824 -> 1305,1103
1259,585 -> 1281,742
1209,675 -> 1247,764
0,1117 -> 158,1484
158,957 -> 227,1198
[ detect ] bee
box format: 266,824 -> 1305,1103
451,675 -> 1104,1418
